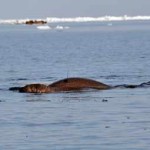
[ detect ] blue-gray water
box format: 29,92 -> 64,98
0,21 -> 150,150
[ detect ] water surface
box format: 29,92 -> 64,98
0,21 -> 150,150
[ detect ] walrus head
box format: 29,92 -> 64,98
19,84 -> 51,93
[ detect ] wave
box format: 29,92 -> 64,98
113,81 -> 150,89
1,16 -> 150,24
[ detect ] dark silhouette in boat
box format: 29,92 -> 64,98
9,77 -> 150,93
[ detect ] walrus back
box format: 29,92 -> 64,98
49,77 -> 110,90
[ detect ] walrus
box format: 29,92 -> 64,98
9,77 -> 148,93
9,77 -> 111,93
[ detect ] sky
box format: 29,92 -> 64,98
0,0 -> 150,19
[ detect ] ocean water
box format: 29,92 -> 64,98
0,21 -> 150,150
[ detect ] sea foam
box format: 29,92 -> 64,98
1,16 -> 150,24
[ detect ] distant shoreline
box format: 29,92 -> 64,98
1,16 -> 150,24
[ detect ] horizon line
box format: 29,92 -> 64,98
1,15 -> 150,24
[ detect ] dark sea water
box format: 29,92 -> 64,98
0,21 -> 150,150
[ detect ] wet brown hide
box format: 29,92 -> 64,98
10,77 -> 111,93
49,78 -> 111,91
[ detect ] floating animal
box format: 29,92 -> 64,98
9,77 -> 110,93
9,77 -> 150,93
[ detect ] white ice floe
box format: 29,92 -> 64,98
55,25 -> 70,31
55,25 -> 64,30
37,25 -> 51,30
46,16 -> 150,23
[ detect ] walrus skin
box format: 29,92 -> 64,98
9,77 -> 111,93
